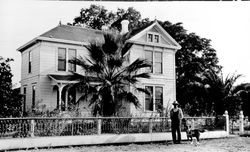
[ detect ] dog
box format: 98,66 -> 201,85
182,119 -> 206,146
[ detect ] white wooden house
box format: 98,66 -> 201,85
18,20 -> 181,116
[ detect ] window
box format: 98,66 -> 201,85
155,86 -> 163,112
23,87 -> 26,112
154,35 -> 159,43
58,48 -> 77,72
145,50 -> 153,73
148,33 -> 153,42
155,52 -> 162,74
145,86 -> 163,112
32,85 -> 36,109
145,86 -> 153,111
58,48 -> 66,71
145,51 -> 163,74
147,33 -> 160,43
68,49 -> 76,72
28,51 -> 32,73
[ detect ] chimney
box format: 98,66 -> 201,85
120,20 -> 129,34
101,25 -> 109,31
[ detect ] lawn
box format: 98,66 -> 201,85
15,136 -> 250,152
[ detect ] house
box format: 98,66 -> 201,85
17,20 -> 181,116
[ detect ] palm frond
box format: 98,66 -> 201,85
117,91 -> 141,108
136,87 -> 150,95
131,72 -> 150,79
125,58 -> 151,73
84,43 -> 105,64
102,33 -> 119,55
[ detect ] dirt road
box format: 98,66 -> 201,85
16,136 -> 250,152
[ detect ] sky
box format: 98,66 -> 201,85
1,0 -> 250,87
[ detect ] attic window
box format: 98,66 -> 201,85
148,34 -> 153,42
147,33 -> 160,43
154,35 -> 159,43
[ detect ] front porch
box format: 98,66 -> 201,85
48,74 -> 81,111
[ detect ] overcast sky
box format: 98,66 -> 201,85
1,0 -> 250,87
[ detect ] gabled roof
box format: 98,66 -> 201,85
127,21 -> 181,50
17,21 -> 181,52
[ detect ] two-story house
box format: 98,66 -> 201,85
17,20 -> 181,116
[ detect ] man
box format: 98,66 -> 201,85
170,100 -> 183,144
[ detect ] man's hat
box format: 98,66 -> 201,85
172,101 -> 179,105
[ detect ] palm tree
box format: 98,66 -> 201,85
71,32 -> 151,117
197,70 -> 242,116
232,83 -> 250,119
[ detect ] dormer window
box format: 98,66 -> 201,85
147,32 -> 160,43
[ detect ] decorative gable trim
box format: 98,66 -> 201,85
128,21 -> 181,50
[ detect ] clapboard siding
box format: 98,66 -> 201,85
21,43 -> 40,80
39,41 -> 88,75
38,75 -> 57,110
20,76 -> 40,112
129,44 -> 176,116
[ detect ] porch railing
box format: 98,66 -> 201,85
0,116 -> 226,139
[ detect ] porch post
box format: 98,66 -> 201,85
239,110 -> 244,134
58,83 -> 64,111
65,87 -> 69,110
224,110 -> 229,135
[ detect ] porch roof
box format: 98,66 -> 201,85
48,73 -> 100,84
48,73 -> 82,84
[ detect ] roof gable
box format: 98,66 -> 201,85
128,21 -> 181,50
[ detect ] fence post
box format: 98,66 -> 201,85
97,118 -> 102,135
224,111 -> 229,135
191,119 -> 195,130
149,118 -> 153,133
30,119 -> 35,137
239,111 -> 244,134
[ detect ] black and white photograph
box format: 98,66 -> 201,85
0,0 -> 250,151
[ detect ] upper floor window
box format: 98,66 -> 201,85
155,52 -> 162,74
145,50 -> 153,73
145,50 -> 163,74
28,51 -> 32,73
145,86 -> 163,112
58,48 -> 66,71
68,49 -> 76,72
154,35 -> 159,43
148,33 -> 153,42
147,33 -> 160,43
58,48 -> 77,72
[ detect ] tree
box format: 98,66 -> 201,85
73,4 -> 115,29
0,57 -> 23,117
185,70 -> 243,116
233,83 -> 250,119
71,32 -> 151,117
72,5 -> 142,32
